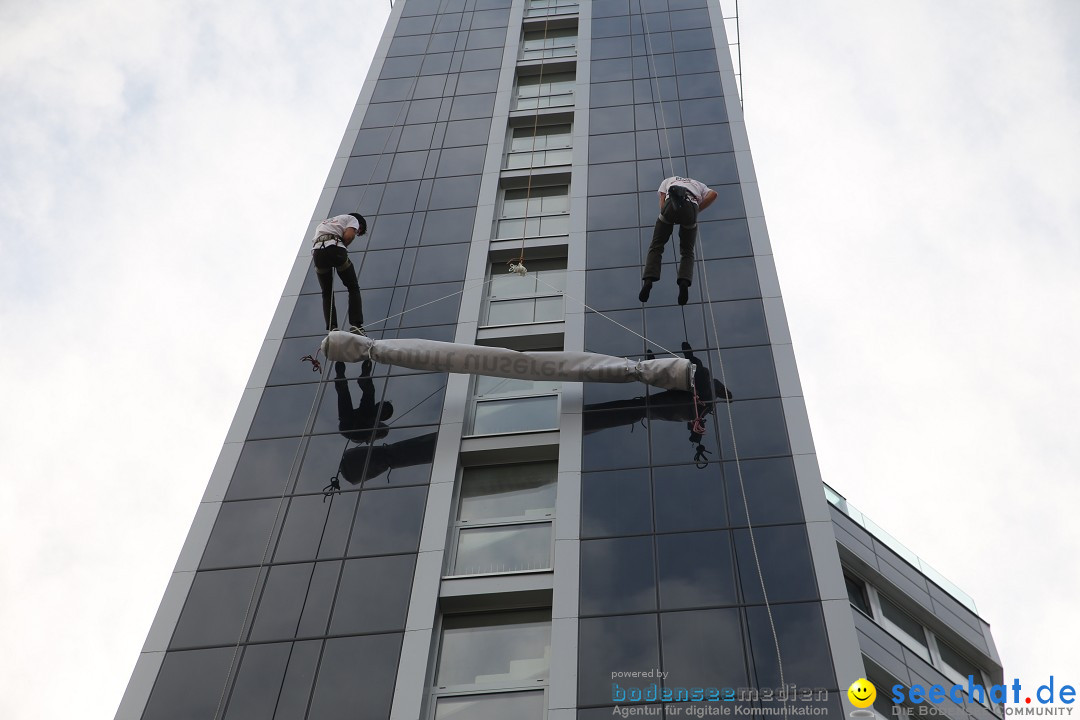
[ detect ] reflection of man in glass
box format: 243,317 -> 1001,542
681,342 -> 731,406
337,431 -> 438,487
327,360 -> 403,492
641,342 -> 732,415
582,342 -> 732,465
667,343 -> 732,465
334,361 -> 393,443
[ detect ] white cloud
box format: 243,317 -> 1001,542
0,1 -> 389,718
743,0 -> 1080,687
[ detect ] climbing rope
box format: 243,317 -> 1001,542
635,1 -> 788,709
365,274 -> 500,331
258,2 -> 785,715
689,380 -> 707,436
509,13 -> 558,275
532,273 -> 680,358
212,354 -> 331,720
306,269 -> 503,383
213,0 -> 465,716
696,230 -> 789,711
639,2 -> 678,178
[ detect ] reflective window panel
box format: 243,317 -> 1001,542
579,536 -> 657,615
436,610 -> 552,688
306,633 -> 402,720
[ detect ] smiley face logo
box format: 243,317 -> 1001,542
847,678 -> 877,709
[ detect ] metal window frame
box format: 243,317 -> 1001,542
870,588 -> 932,663
467,393 -> 562,438
512,72 -> 576,111
465,340 -> 564,437
447,522 -> 556,578
498,184 -> 571,220
523,0 -> 579,19
520,27 -> 578,61
928,635 -> 995,710
504,122 -> 574,170
426,611 -> 553,720
444,461 -> 559,578
482,295 -> 566,328
495,184 -> 571,242
855,574 -> 997,711
429,687 -> 550,720
843,571 -> 873,619
482,258 -> 567,328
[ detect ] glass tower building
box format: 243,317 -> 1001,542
116,1 -> 1003,718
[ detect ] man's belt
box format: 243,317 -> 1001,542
668,185 -> 697,203
313,233 -> 345,249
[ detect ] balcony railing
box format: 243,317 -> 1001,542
824,483 -> 978,615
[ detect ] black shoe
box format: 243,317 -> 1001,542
716,381 -> 734,402
677,281 -> 690,305
638,280 -> 653,303
334,362 -> 347,379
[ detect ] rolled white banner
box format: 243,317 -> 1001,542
321,331 -> 692,392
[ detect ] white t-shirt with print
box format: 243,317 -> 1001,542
311,214 -> 361,250
658,176 -> 712,205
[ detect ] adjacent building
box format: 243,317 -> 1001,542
116,1 -> 1003,718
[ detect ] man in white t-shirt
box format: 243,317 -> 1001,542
311,213 -> 367,333
640,176 -> 718,305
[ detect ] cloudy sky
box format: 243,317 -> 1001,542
1,1 -> 1076,718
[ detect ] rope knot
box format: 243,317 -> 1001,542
689,379 -> 707,436
301,344 -> 324,374
322,475 -> 340,501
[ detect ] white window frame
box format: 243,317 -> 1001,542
844,572 -> 873,619
431,688 -> 548,720
847,571 -> 998,712
876,593 -> 932,663
520,27 -> 577,61
504,122 -> 573,171
514,71 -> 575,111
467,375 -> 562,437
445,461 -> 558,578
482,257 -> 567,328
429,611 -> 552,720
929,636 -> 996,710
524,0 -> 578,18
495,185 -> 570,241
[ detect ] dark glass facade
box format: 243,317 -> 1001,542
580,2 -> 836,713
117,2 -> 1002,719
